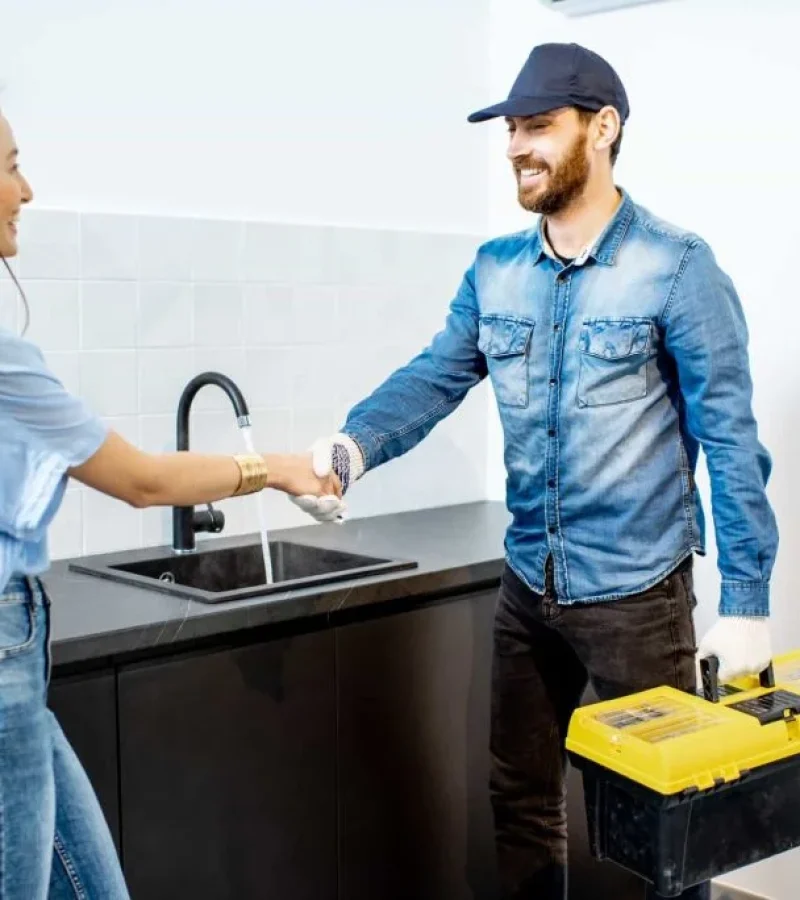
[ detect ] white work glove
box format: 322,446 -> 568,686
289,433 -> 365,524
697,616 -> 772,684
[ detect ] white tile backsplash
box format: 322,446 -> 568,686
47,490 -> 84,560
101,415 -> 140,445
138,217 -> 193,282
246,408 -> 292,455
137,283 -> 193,348
187,410 -> 242,455
292,286 -> 338,345
193,284 -> 243,346
331,227 -> 395,286
81,282 -> 138,350
245,347 -> 293,410
191,220 -> 243,283
243,284 -> 294,345
290,345 -> 341,411
19,281 -> 80,351
242,222 -> 333,285
83,489 -> 142,555
17,210 -> 80,280
80,351 -> 138,416
138,348 -> 196,414
140,414 -> 175,454
291,408 -> 337,453
0,282 -> 18,332
141,506 -> 172,550
11,207 -> 487,559
81,214 -> 138,280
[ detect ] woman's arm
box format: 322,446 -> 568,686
68,431 -> 339,508
2,330 -> 337,537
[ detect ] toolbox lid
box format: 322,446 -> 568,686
566,682 -> 800,795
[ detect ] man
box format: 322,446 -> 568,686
292,43 -> 778,900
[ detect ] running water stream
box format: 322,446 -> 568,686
239,425 -> 274,585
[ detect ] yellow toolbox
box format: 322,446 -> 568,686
566,651 -> 800,897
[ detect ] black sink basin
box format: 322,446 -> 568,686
69,540 -> 417,604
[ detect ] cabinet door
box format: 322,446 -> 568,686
117,630 -> 337,900
336,591 -> 646,900
336,591 -> 499,900
48,669 -> 120,852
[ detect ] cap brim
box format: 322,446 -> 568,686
467,94 -> 604,123
467,95 -> 569,124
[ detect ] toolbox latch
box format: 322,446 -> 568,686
728,690 -> 800,726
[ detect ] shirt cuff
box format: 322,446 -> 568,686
720,580 -> 770,617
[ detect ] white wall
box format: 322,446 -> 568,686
0,0 -> 493,555
486,1 -> 800,896
0,0 -> 488,234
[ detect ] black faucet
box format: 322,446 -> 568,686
172,371 -> 251,554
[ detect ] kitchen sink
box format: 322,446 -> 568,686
69,540 -> 418,604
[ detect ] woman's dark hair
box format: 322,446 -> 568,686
2,256 -> 30,335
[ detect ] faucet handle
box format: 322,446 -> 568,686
193,503 -> 225,535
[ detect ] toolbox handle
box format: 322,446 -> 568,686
699,655 -> 775,703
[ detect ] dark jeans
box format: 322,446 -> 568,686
490,557 -> 709,900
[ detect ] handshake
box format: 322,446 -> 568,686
287,433 -> 365,523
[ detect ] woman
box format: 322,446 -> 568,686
0,111 -> 340,898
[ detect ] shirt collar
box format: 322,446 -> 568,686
531,188 -> 634,268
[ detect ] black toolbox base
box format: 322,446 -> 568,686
572,753 -> 800,897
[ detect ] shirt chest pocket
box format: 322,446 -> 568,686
477,315 -> 534,408
577,317 -> 653,408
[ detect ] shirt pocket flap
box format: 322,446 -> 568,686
580,318 -> 652,360
477,316 -> 534,358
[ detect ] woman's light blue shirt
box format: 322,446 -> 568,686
1,328 -> 107,593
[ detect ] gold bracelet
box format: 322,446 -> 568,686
232,454 -> 270,496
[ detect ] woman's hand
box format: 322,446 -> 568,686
264,454 -> 342,499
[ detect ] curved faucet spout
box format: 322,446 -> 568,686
172,371 -> 252,554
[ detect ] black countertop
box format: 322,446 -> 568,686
46,501 -> 511,668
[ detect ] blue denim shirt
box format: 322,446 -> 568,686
342,191 -> 778,616
0,329 -> 107,593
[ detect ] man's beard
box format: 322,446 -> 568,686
515,131 -> 590,216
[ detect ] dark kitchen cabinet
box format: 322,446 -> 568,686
49,590 -> 646,900
336,590 -> 499,900
48,669 -> 121,853
116,629 -> 337,900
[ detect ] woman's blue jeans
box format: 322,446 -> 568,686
0,575 -> 129,899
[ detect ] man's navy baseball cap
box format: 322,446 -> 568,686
468,42 -> 629,124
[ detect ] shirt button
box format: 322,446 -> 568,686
548,526 -> 557,534
548,479 -> 555,488
549,378 -> 557,386
553,323 -> 561,331
548,429 -> 556,437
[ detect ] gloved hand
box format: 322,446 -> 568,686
289,433 -> 365,524
697,616 -> 772,683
